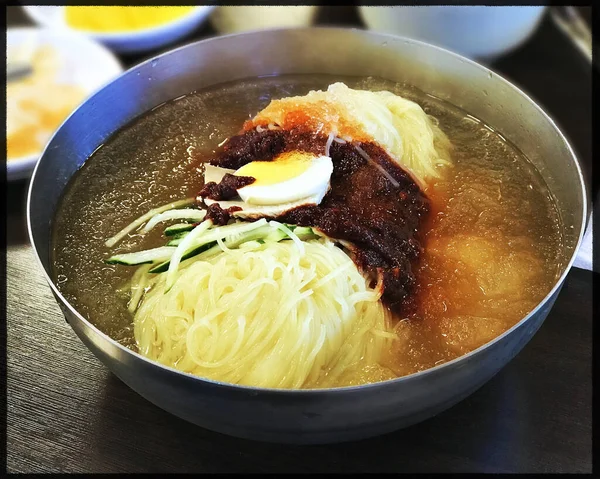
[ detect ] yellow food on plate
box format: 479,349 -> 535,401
65,6 -> 197,33
6,46 -> 86,160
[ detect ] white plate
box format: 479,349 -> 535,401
6,27 -> 123,182
23,5 -> 215,54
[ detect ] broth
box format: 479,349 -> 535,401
51,75 -> 564,383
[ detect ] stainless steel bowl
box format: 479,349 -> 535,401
27,28 -> 587,445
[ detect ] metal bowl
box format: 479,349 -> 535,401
27,28 -> 587,445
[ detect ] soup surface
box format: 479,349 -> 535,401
52,75 -> 564,385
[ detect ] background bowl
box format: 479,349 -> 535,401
27,28 -> 587,444
359,6 -> 547,61
209,6 -> 318,34
23,5 -> 215,54
6,27 -> 122,182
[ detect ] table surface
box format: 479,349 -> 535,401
5,6 -> 594,474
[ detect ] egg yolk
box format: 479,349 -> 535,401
235,151 -> 315,186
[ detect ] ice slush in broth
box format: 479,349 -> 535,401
52,75 -> 563,388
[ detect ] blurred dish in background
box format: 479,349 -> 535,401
65,6 -> 196,33
6,27 -> 123,182
210,6 -> 318,34
23,5 -> 215,54
359,6 -> 547,61
550,6 -> 593,68
7,45 -> 86,160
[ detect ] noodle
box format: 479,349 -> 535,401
249,82 -> 453,187
133,238 -> 396,389
325,132 -> 334,157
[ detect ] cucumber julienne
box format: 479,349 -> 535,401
105,214 -> 317,274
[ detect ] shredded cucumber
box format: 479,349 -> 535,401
165,219 -> 269,291
164,223 -> 195,236
156,224 -> 316,268
290,226 -> 315,239
165,230 -> 192,245
107,219 -> 318,274
148,241 -> 217,274
166,219 -> 219,291
150,220 -> 270,275
166,237 -> 183,246
105,246 -> 177,265
105,198 -> 195,248
142,208 -> 206,233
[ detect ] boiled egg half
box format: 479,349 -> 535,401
234,151 -> 333,205
200,151 -> 334,220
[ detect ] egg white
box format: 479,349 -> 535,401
199,154 -> 333,218
237,155 -> 333,206
203,188 -> 328,220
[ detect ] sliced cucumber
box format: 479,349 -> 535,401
173,231 -> 191,240
153,224 -> 316,271
225,224 -> 275,246
166,238 -> 182,246
221,224 -> 315,245
149,241 -> 217,273
151,220 -> 269,276
164,223 -> 195,236
264,228 -> 288,242
111,220 -> 317,273
105,197 -> 195,248
166,230 -> 191,245
165,219 -> 216,290
105,246 -> 177,266
142,208 -> 206,233
293,226 -> 316,239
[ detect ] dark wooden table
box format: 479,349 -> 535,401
6,6 -> 593,473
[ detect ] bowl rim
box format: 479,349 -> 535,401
6,25 -> 124,180
22,5 -> 216,40
26,26 -> 588,395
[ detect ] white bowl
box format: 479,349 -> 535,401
23,5 -> 215,54
6,27 -> 123,182
359,6 -> 547,61
210,6 -> 318,34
